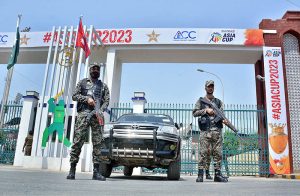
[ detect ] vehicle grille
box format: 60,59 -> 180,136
111,125 -> 157,158
113,125 -> 158,130
112,125 -> 158,139
112,147 -> 154,158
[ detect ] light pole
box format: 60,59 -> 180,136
197,69 -> 225,105
256,75 -> 265,82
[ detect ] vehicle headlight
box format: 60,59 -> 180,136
103,124 -> 113,134
160,126 -> 177,134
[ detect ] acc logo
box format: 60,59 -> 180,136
265,50 -> 273,57
174,31 -> 196,41
209,32 -> 222,43
0,35 -> 8,44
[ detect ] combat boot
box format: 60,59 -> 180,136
66,163 -> 76,180
214,169 -> 228,182
196,169 -> 204,182
205,170 -> 213,180
92,163 -> 106,181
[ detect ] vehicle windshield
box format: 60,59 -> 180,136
117,114 -> 174,125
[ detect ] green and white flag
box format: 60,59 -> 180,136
7,17 -> 20,70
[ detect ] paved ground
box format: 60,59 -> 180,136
0,165 -> 300,196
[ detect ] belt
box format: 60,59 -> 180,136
201,128 -> 220,132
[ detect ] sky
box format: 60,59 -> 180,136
0,0 -> 299,105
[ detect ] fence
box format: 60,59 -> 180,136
0,101 -> 23,164
110,103 -> 269,176
0,101 -> 269,176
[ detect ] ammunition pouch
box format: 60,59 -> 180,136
198,116 -> 223,131
198,116 -> 210,131
76,79 -> 103,113
77,102 -> 94,113
211,116 -> 223,129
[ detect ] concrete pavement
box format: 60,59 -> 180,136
0,165 -> 300,196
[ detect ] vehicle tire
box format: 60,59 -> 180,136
99,163 -> 113,178
123,166 -> 134,176
167,155 -> 181,180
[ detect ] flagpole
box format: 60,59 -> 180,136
0,14 -> 21,128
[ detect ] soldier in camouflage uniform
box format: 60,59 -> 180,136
67,62 -> 110,181
22,130 -> 34,156
193,80 -> 228,182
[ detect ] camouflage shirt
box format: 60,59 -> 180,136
192,96 -> 224,130
72,78 -> 110,113
192,96 -> 223,117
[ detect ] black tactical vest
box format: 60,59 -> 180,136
77,78 -> 103,112
198,97 -> 223,131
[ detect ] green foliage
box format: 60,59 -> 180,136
223,130 -> 259,156
223,130 -> 239,152
242,133 -> 259,150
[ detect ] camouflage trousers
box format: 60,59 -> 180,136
205,145 -> 212,170
198,129 -> 223,170
70,112 -> 103,164
24,146 -> 32,156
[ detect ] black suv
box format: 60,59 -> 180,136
100,113 -> 181,180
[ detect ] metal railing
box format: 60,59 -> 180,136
0,101 -> 23,164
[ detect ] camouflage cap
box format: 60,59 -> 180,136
89,62 -> 101,69
205,80 -> 214,87
89,62 -> 100,69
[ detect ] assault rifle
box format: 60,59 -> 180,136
86,81 -> 104,125
200,97 -> 238,134
200,98 -> 251,149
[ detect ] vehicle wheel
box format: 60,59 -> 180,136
167,155 -> 181,180
123,166 -> 134,176
99,163 -> 113,178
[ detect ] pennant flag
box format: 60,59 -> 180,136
7,18 -> 20,70
76,18 -> 91,59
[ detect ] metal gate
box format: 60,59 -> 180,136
110,103 -> 269,176
0,101 -> 23,164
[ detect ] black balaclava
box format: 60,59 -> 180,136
90,66 -> 100,79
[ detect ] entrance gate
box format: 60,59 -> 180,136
110,103 -> 269,176
1,22 -> 292,173
0,101 -> 23,164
